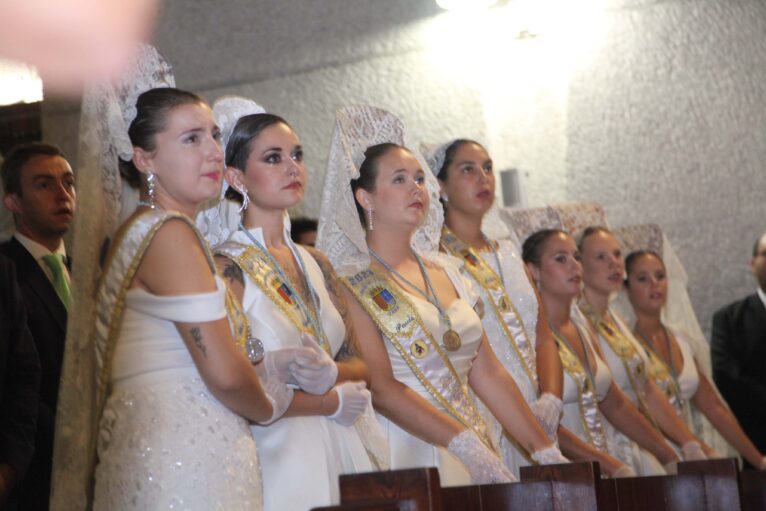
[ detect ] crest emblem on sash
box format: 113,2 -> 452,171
461,250 -> 479,267
372,287 -> 396,311
272,279 -> 294,305
410,339 -> 429,359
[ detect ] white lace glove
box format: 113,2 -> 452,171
261,348 -> 310,385
257,377 -> 294,425
447,429 -> 516,484
681,441 -> 707,461
328,381 -> 370,426
663,460 -> 678,474
612,465 -> 637,478
529,393 -> 563,441
530,444 -> 569,465
289,333 -> 338,395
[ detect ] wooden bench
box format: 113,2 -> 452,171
741,468 -> 766,511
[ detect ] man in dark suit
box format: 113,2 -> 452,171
711,231 -> 766,469
0,254 -> 41,510
0,143 -> 75,509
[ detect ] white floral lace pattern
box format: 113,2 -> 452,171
499,202 -> 608,245
317,105 -> 406,275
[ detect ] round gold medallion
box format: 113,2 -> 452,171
443,329 -> 462,351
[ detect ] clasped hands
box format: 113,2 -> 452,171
256,333 -> 368,426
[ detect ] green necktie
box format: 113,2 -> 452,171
42,253 -> 71,309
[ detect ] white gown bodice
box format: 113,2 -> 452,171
596,310 -> 650,405
670,328 -> 701,400
560,326 -> 612,406
111,278 -> 227,386
94,277 -> 262,511
379,262 -> 485,487
229,227 -> 373,511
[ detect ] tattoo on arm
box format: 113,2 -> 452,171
190,327 -> 207,357
305,247 -> 362,362
222,261 -> 245,287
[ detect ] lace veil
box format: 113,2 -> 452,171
419,140 -> 514,245
195,96 -> 266,246
51,44 -> 175,511
316,105 -> 443,275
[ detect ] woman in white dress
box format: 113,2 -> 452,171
212,101 -> 379,511
422,139 -> 564,474
522,229 -> 680,477
577,226 -> 710,474
625,249 -> 766,469
317,105 -> 568,488
83,87 -> 305,510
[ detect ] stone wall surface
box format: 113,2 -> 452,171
41,0 -> 766,337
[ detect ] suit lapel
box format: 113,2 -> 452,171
6,238 -> 67,332
748,293 -> 766,332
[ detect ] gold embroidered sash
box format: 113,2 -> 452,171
344,267 -> 494,450
578,302 -> 659,429
643,347 -> 685,417
552,329 -> 608,452
440,228 -> 538,389
215,241 -> 331,354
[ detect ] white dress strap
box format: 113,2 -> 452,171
125,276 -> 227,322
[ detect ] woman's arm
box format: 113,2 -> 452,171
557,427 -> 626,476
525,266 -> 563,397
282,390 -> 338,417
692,368 -> 764,467
469,336 -> 555,455
306,247 -> 370,385
136,220 -> 273,423
342,285 -> 463,446
643,378 -> 702,449
598,383 -> 678,465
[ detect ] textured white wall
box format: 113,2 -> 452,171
566,0 -> 766,336
41,0 -> 766,336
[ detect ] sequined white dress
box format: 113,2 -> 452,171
474,239 -> 540,474
379,263 -> 485,487
93,276 -> 262,510
228,227 -> 374,511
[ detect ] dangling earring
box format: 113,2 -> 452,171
366,208 -> 374,231
139,172 -> 157,209
238,186 -> 249,214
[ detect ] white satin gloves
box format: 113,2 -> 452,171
290,333 -> 339,395
680,440 -> 707,461
529,393 -> 563,441
612,465 -> 637,478
259,377 -> 295,425
255,348 -> 305,425
328,381 -> 371,426
530,444 -> 569,465
447,430 -> 516,484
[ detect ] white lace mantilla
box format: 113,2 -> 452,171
317,104 -> 443,275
